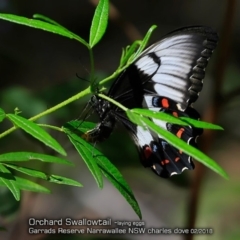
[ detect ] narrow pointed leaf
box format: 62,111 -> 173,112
126,110 -> 146,128
4,164 -> 82,187
5,164 -> 47,179
120,41 -> 140,67
67,120 -> 96,133
33,14 -> 67,29
63,121 -> 141,218
0,164 -> 20,200
7,114 -> 66,156
131,108 -> 223,130
96,155 -> 142,219
9,176 -> 50,193
48,175 -> 83,186
89,0 -> 109,47
180,117 -> 223,130
133,25 -> 157,59
0,152 -> 73,165
64,127 -> 103,189
131,109 -> 192,126
0,13 -> 88,46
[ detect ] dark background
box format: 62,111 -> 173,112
0,0 -> 239,240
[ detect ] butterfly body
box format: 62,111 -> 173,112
83,26 -> 218,178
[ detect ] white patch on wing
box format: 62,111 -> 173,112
157,63 -> 191,78
154,48 -> 197,59
134,35 -> 206,108
152,118 -> 167,131
136,126 -> 154,147
150,35 -> 197,51
142,95 -> 160,108
137,32 -> 209,81
143,95 -> 153,108
135,56 -> 159,76
161,56 -> 193,70
170,171 -> 177,176
152,73 -> 188,87
154,84 -> 185,103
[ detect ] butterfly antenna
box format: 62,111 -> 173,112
76,99 -> 91,120
76,56 -> 91,83
76,104 -> 95,130
76,73 -> 90,83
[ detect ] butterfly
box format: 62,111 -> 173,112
82,26 -> 218,178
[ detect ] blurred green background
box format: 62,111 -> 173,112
0,0 -> 239,240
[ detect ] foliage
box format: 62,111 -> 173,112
0,0 -> 228,219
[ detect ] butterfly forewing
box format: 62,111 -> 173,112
134,26 -> 218,110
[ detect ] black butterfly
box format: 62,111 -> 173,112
83,26 -> 218,178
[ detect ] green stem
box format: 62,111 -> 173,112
97,93 -> 128,111
98,65 -> 128,86
37,124 -> 63,132
0,50 -> 132,140
89,48 -> 95,85
0,86 -> 91,139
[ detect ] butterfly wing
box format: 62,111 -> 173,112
108,26 -> 218,177
109,26 -> 218,110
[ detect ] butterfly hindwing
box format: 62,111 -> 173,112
131,96 -> 202,178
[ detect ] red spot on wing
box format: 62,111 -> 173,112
161,159 -> 170,165
143,146 -> 152,159
161,98 -> 169,108
176,128 -> 185,138
172,111 -> 178,117
175,157 -> 180,162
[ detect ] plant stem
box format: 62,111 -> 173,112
37,124 -> 63,132
0,86 -> 91,139
97,93 -> 128,111
89,48 -> 95,85
98,65 -> 127,86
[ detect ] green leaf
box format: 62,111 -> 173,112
130,108 -> 190,125
4,164 -> 82,187
119,25 -> 157,68
7,114 -> 66,156
140,117 -> 229,179
5,164 -> 47,179
120,40 -> 141,68
130,108 -> 223,130
126,110 -> 146,128
0,164 -> 20,200
0,152 -> 73,165
8,176 -> 50,193
89,0 -> 109,47
63,121 -> 142,219
66,120 -> 96,133
63,124 -> 103,189
180,117 -> 224,130
132,25 -> 157,60
47,175 -> 83,186
0,13 -> 88,47
96,155 -> 142,219
33,14 -> 67,29
0,108 -> 5,122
